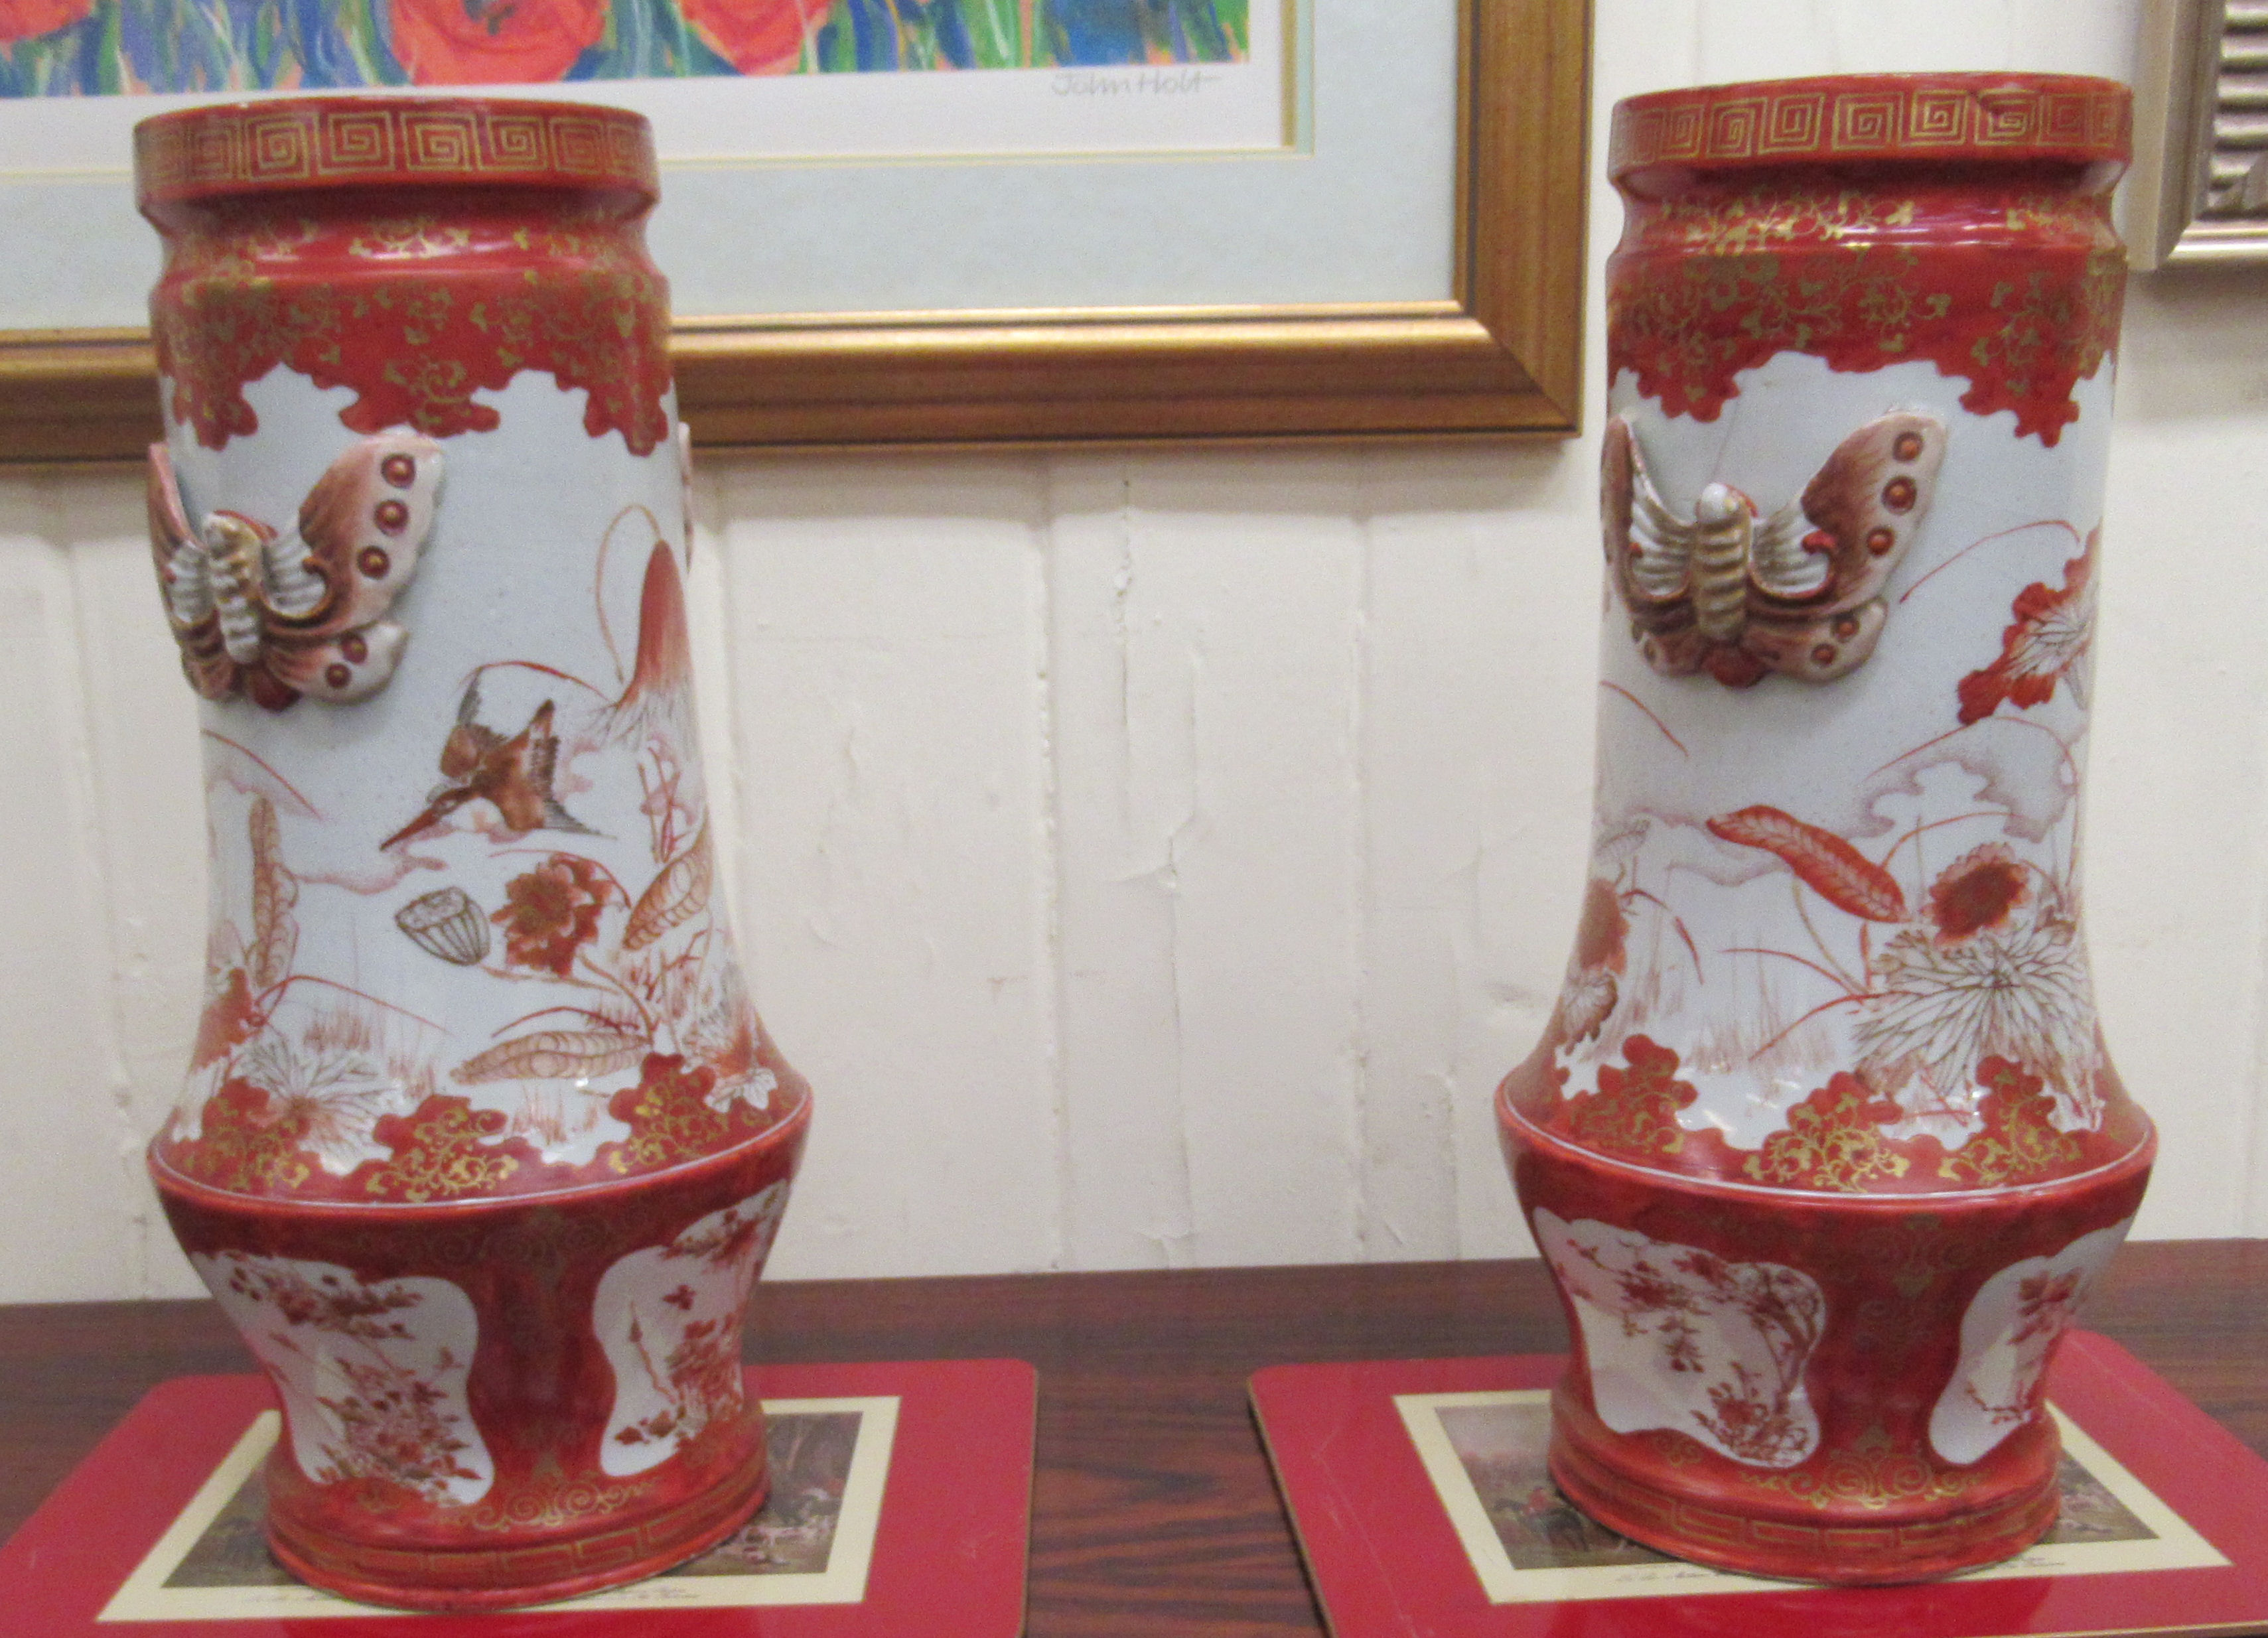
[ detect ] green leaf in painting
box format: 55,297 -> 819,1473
963,0 -> 1022,67
1217,0 -> 1247,54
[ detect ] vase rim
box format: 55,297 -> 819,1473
1609,71 -> 2130,186
134,94 -> 657,216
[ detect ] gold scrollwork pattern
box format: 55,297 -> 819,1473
1742,1423 -> 1980,1512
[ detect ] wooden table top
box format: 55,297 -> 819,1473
3,1238 -> 2263,1635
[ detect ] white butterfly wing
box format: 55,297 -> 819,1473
1603,416 -> 1703,604
145,444 -> 241,701
1625,446 -> 1701,600
1748,500 -> 1829,600
147,444 -> 213,627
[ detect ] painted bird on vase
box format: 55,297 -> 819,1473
382,676 -> 594,849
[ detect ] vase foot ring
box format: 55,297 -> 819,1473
265,1455 -> 769,1613
1548,1437 -> 2057,1586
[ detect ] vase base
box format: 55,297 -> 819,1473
265,1450 -> 769,1613
1547,1420 -> 2056,1585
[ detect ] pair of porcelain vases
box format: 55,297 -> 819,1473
139,72 -> 2150,1608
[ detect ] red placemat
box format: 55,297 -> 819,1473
1251,1332 -> 2268,1638
1,1359 -> 1032,1635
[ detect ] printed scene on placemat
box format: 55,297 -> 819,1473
163,1410 -> 863,1590
0,0 -> 1252,96
1434,1400 -> 2155,1574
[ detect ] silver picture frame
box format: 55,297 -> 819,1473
2127,0 -> 2268,267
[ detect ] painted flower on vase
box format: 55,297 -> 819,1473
1927,844 -> 2029,943
1929,1222 -> 2129,1464
1535,1210 -> 1826,1469
1957,529 -> 2098,725
240,1035 -> 391,1163
386,0 -> 608,84
1855,877 -> 2093,1116
676,0 -> 813,72
1551,878 -> 1628,1044
190,967 -> 261,1069
493,854 -> 612,977
595,1182 -> 791,1475
1697,790 -> 2098,1128
198,1252 -> 492,1505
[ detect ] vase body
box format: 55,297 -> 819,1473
1498,74 -> 2152,1584
135,98 -> 810,1612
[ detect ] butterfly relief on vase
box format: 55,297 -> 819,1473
148,433 -> 445,711
1604,411 -> 1947,688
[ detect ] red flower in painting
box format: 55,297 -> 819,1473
0,0 -> 90,40
492,855 -> 610,976
677,0 -> 813,73
1927,845 -> 2029,942
1956,530 -> 2097,725
386,0 -> 607,85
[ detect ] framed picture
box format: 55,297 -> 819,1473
0,0 -> 1589,462
2125,0 -> 2268,268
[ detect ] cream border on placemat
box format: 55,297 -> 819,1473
99,1396 -> 898,1621
1393,1390 -> 2227,1606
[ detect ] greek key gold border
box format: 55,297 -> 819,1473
1610,76 -> 2129,178
135,100 -> 656,202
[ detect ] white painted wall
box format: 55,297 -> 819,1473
5,0 -> 2263,1303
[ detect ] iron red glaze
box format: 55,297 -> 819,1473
139,99 -> 670,452
136,96 -> 806,1611
1504,72 -> 2149,1584
1607,74 -> 2127,444
153,1099 -> 809,1611
1503,1105 -> 2151,1582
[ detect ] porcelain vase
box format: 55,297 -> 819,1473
1497,72 -> 2153,1584
135,96 -> 811,1612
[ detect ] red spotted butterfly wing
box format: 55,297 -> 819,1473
1600,410 -> 1946,686
259,433 -> 444,705
1741,411 -> 1947,683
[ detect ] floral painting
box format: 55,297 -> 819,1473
1531,464 -> 2129,1194
1532,1210 -> 1827,1470
1,0 -> 1251,96
190,1251 -> 494,1508
594,1183 -> 794,1477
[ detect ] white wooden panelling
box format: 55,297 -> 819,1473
1051,454 -> 1368,1268
64,496 -> 210,1298
0,479 -> 143,1300
2094,267 -> 2268,1240
3,0 -> 2266,1303
710,457 -> 1062,1280
1357,447 -> 1600,1263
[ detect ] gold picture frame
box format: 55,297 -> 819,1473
0,0 -> 1590,464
